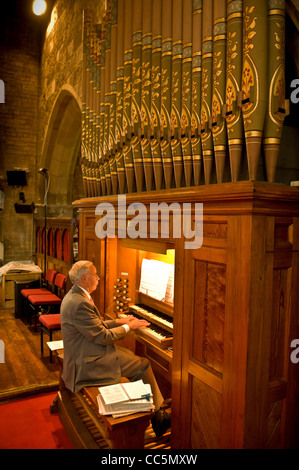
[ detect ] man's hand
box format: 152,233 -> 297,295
117,315 -> 150,330
126,316 -> 150,330
117,315 -> 134,325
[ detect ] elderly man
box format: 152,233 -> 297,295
60,260 -> 171,438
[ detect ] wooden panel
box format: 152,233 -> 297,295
190,376 -> 222,449
269,267 -> 292,382
0,272 -> 41,308
193,260 -> 225,374
221,215 -> 252,448
266,400 -> 283,449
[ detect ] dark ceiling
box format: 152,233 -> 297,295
2,0 -> 55,27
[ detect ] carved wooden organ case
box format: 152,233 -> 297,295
74,182 -> 299,449
73,0 -> 299,450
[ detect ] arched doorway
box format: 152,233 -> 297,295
39,86 -> 84,215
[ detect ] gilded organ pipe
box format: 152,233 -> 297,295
141,0 -> 154,191
225,0 -> 243,182
181,0 -> 193,187
80,0 -> 287,197
212,0 -> 227,183
161,0 -> 174,189
242,0 -> 268,181
191,0 -> 203,186
263,0 -> 286,183
201,0 -> 214,185
150,0 -> 163,190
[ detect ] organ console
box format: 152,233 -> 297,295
107,245 -> 175,375
73,183 -> 299,449
120,303 -> 173,349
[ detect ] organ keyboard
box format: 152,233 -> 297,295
119,303 -> 173,349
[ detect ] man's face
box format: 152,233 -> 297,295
83,265 -> 99,293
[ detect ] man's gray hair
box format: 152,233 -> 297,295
69,260 -> 93,285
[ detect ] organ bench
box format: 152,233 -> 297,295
52,351 -> 162,449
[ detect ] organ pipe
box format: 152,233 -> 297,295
81,0 -> 287,197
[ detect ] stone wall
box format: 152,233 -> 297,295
0,13 -> 40,263
0,0 -> 105,263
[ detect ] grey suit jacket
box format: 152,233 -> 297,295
60,285 -> 127,392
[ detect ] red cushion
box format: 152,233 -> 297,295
45,269 -> 57,284
27,294 -> 61,305
21,288 -> 52,298
39,314 -> 61,329
54,273 -> 66,289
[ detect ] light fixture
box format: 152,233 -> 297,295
32,0 -> 47,16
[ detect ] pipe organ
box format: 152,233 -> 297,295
71,0 -> 299,450
80,0 -> 288,198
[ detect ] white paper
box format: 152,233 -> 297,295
46,340 -> 64,351
121,379 -> 151,400
98,383 -> 129,405
139,259 -> 173,301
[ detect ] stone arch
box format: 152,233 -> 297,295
40,85 -> 83,210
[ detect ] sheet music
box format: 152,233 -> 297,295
164,264 -> 174,304
139,259 -> 174,303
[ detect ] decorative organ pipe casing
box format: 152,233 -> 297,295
201,0 -> 214,185
141,0 -> 154,191
212,0 -> 227,183
123,0 -> 135,193
263,0 -> 286,183
109,0 -> 118,195
181,0 -> 193,187
131,0 -> 144,192
191,0 -> 203,186
225,0 -> 243,182
171,0 -> 184,188
103,11 -> 112,196
150,0 -> 163,191
242,0 -> 268,181
80,0 -> 287,197
115,0 -> 126,193
161,0 -> 174,189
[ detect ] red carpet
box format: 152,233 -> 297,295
0,392 -> 75,449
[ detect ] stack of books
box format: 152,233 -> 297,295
97,380 -> 155,418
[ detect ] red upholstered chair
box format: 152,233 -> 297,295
21,269 -> 58,299
39,314 -> 61,362
27,273 -> 66,331
21,269 -> 58,324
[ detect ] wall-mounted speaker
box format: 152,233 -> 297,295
7,170 -> 27,187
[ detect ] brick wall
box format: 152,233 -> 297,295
0,14 -> 40,263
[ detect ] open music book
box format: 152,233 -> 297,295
97,380 -> 154,417
139,259 -> 174,304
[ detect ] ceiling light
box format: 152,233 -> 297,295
32,0 -> 47,16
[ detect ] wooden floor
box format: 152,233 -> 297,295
0,308 -> 60,402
